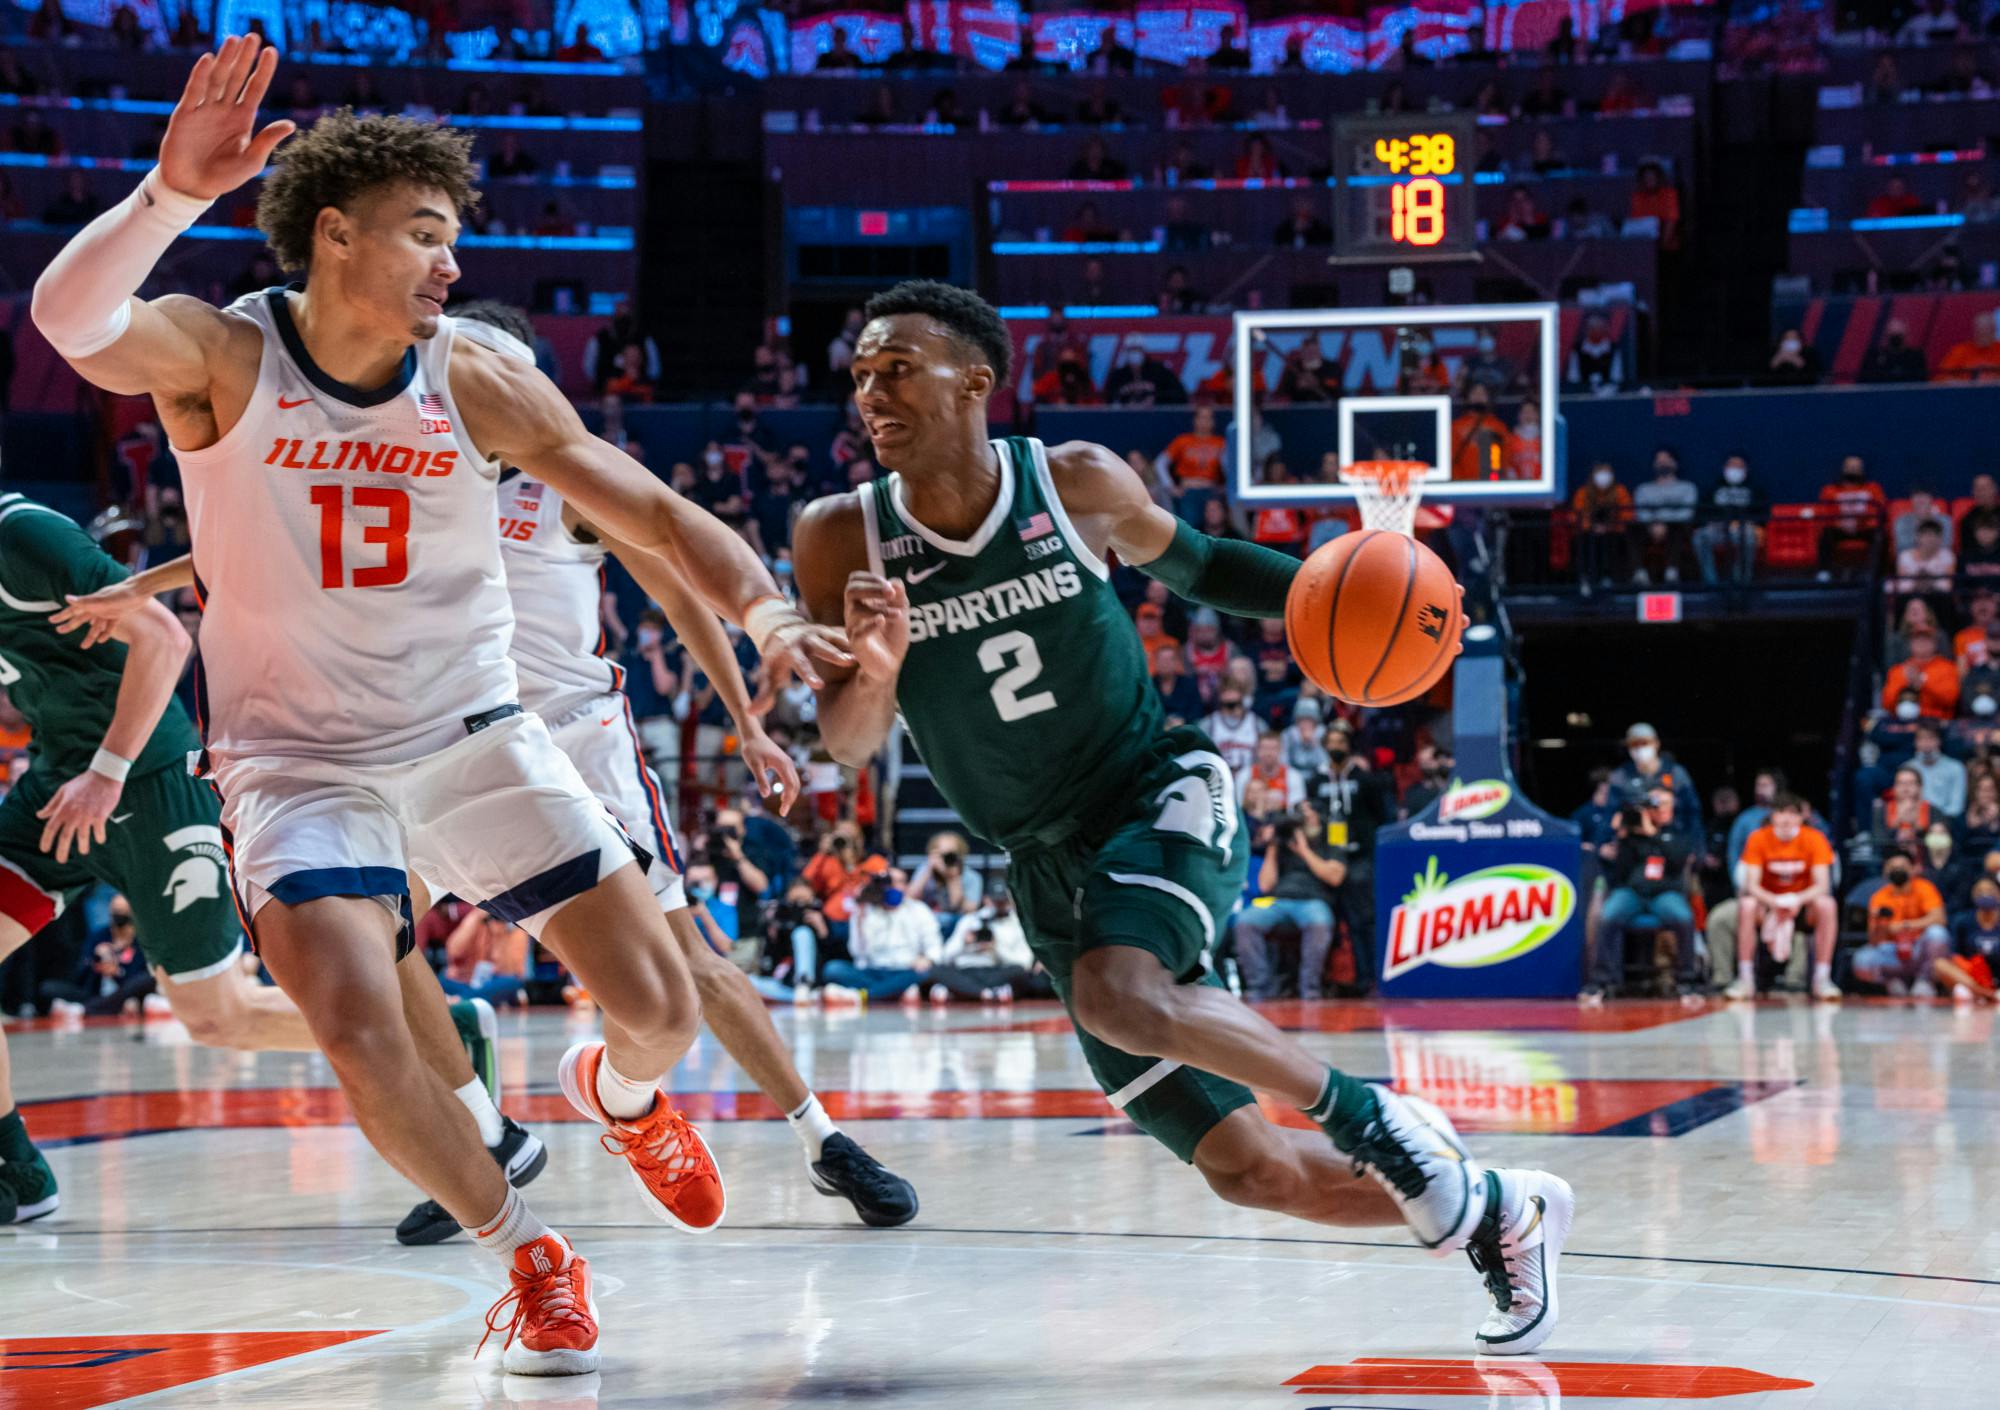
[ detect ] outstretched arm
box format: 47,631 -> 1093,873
50,553 -> 197,649
453,341 -> 850,696
792,495 -> 905,769
38,600 -> 190,864
593,524 -> 802,812
33,36 -> 292,399
1047,440 -> 1300,618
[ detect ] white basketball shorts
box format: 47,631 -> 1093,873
209,709 -> 645,944
541,692 -> 686,912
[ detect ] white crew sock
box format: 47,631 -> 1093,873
1737,960 -> 1756,987
786,1093 -> 839,1158
453,1077 -> 505,1147
468,1186 -> 557,1262
595,1053 -> 661,1121
1812,960 -> 1833,986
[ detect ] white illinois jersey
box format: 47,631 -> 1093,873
175,289 -> 519,767
496,471 -> 623,719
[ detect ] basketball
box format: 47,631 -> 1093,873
1284,529 -> 1462,707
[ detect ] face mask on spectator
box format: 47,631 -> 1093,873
1326,739 -> 1351,762
1724,465 -> 1747,485
1886,864 -> 1912,886
1927,830 -> 1953,863
1981,895 -> 2000,915
705,449 -> 725,469
1477,335 -> 1497,355
1859,740 -> 1882,766
688,881 -> 715,902
1780,336 -> 1802,356
1592,468 -> 1613,489
1896,700 -> 1922,721
1977,695 -> 1998,717
1629,744 -> 1658,768
879,886 -> 905,908
1841,465 -> 1865,482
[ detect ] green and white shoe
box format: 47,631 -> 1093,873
450,996 -> 500,1104
0,1148 -> 60,1222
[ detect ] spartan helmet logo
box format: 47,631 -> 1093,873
160,825 -> 227,916
164,856 -> 222,914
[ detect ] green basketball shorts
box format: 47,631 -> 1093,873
0,763 -> 243,982
1007,727 -> 1258,1163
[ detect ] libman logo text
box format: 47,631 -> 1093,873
1437,778 -> 1512,822
1383,858 -> 1575,981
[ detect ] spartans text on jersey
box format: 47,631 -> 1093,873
906,562 -> 1084,642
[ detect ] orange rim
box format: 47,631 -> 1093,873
1339,460 -> 1430,494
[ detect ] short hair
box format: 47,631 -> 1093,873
1771,792 -> 1808,815
1758,766 -> 1789,789
1915,719 -> 1943,738
1917,518 -> 1946,537
450,299 -> 535,346
256,109 -> 479,274
863,280 -> 1013,385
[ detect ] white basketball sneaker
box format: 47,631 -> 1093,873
1465,1168 -> 1574,1356
1330,1084 -> 1485,1252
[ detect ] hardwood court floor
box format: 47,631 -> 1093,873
2,995 -> 1994,1408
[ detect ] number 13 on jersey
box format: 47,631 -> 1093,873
310,485 -> 410,589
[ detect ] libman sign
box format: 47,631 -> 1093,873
1383,858 -> 1576,982
1437,779 -> 1512,823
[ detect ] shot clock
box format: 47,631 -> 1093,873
1332,114 -> 1478,261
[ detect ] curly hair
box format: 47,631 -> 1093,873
255,109 -> 480,274
863,280 -> 1012,385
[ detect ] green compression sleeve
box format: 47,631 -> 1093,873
1139,518 -> 1300,619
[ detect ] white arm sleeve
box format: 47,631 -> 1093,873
31,169 -> 213,358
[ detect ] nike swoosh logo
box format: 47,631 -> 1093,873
906,563 -> 946,585
109,813 -> 132,824
278,396 -> 311,409
599,717 -> 617,727
1518,1195 -> 1544,1241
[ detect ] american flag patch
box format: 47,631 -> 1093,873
418,391 -> 453,435
1020,512 -> 1054,541
516,480 -> 543,505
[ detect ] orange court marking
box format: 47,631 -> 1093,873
0,1331 -> 384,1409
1283,1357 -> 1814,1399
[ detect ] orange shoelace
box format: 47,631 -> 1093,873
478,1262 -> 590,1354
600,1103 -> 715,1185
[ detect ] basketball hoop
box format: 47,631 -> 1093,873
1340,460 -> 1431,538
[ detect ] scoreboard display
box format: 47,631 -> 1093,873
1332,113 -> 1478,261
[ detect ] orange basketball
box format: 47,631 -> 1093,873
1284,530 -> 1462,707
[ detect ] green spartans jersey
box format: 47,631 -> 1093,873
863,437 -> 1163,851
0,494 -> 199,781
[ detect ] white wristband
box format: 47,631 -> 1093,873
91,749 -> 133,783
743,594 -> 798,654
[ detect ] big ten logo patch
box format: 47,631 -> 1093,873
161,825 -> 226,915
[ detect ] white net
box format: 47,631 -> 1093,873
1339,461 -> 1429,538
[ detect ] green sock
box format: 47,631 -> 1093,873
0,1107 -> 34,1162
1299,1068 -> 1375,1132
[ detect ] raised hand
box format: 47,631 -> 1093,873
158,34 -> 296,201
749,608 -> 853,714
50,581 -> 149,650
844,573 -> 909,684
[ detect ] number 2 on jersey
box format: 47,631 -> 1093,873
978,629 -> 1057,722
310,485 -> 410,589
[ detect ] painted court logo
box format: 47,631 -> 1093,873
1437,779 -> 1512,823
1383,857 -> 1574,981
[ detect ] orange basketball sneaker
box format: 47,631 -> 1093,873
480,1234 -> 599,1376
558,1040 -> 727,1231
